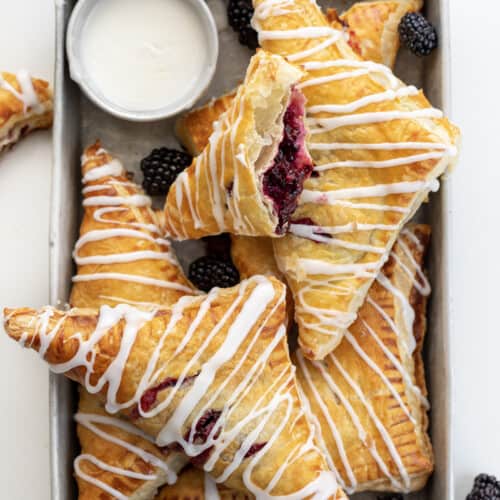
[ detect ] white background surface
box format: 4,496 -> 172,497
0,1 -> 496,499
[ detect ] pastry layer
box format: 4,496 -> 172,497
174,0 -> 418,159
70,142 -> 195,499
295,224 -> 433,493
75,388 -> 187,500
5,276 -> 344,499
163,50 -> 313,239
0,71 -> 53,153
253,0 -> 460,359
327,0 -> 423,68
71,141 -> 194,309
155,466 -> 251,499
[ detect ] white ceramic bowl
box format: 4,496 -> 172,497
66,0 -> 219,122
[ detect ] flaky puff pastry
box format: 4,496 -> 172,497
155,466 -> 251,499
295,225 -> 433,493
163,50 -> 313,239
231,235 -> 295,333
326,0 -> 423,69
4,276 -> 344,500
76,388 -> 188,500
175,1 -> 415,158
175,91 -> 237,157
252,0 -> 460,359
70,141 -> 194,310
71,141 -> 196,500
0,71 -> 52,153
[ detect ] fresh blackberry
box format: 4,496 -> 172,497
140,147 -> 192,196
467,474 -> 500,500
228,0 -> 253,31
227,0 -> 259,49
239,27 -> 259,50
376,495 -> 403,500
203,234 -> 232,261
189,256 -> 240,292
398,12 -> 438,56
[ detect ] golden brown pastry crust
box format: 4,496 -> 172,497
76,388 -> 186,500
70,141 -> 194,309
175,91 -> 237,157
295,225 -> 433,493
231,235 -> 295,332
163,50 -> 307,239
253,0 -> 460,359
5,276 -> 344,499
327,0 -> 423,68
71,142 -> 195,500
174,0 -> 417,159
155,466 -> 252,499
230,236 -> 281,280
0,71 -> 52,153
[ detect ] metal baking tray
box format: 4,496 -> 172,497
50,0 -> 454,498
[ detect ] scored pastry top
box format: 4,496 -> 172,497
253,0 -> 459,360
4,276 -> 343,499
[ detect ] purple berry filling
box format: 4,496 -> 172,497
188,409 -> 222,466
262,87 -> 313,234
244,442 -> 268,459
130,373 -> 199,419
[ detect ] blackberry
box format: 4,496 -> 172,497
203,234 -> 232,261
227,0 -> 259,50
189,256 -> 240,292
239,27 -> 259,50
376,495 -> 403,500
140,147 -> 192,196
398,12 -> 438,56
467,474 -> 500,500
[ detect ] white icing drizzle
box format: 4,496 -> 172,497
73,151 -> 192,293
73,412 -> 178,495
0,70 -> 44,114
252,0 -> 456,342
295,230 -> 431,491
166,88 -> 255,238
82,159 -> 124,183
330,353 -> 410,489
20,277 -> 337,499
301,179 -> 440,204
204,472 -> 221,499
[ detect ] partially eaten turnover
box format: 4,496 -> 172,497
163,50 -> 313,239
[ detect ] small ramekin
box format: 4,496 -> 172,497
66,0 -> 219,122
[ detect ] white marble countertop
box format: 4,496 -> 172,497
0,1 -> 496,498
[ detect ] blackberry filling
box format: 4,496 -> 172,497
244,442 -> 267,459
262,87 -> 313,234
188,409 -> 222,466
130,373 -> 199,419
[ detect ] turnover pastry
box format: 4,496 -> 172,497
326,0 -> 423,69
71,141 -> 194,309
175,0 -> 415,158
295,225 -> 433,493
4,276 -> 344,499
75,387 -> 187,500
163,50 -> 313,239
71,142 -> 195,499
231,235 -> 295,332
155,466 -> 251,499
252,0 -> 460,359
0,71 -> 53,154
